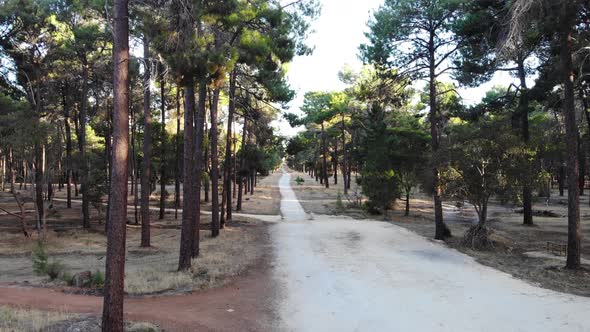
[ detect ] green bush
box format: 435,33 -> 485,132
91,270 -> 105,288
62,271 -> 74,285
361,170 -> 400,213
32,241 -> 48,275
31,241 -> 65,281
295,176 -> 305,185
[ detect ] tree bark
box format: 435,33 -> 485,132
178,78 -> 195,271
333,138 -> 338,185
210,87 -> 221,237
61,85 -> 72,207
517,56 -> 533,226
174,88 -> 181,220
102,0 -> 129,329
34,142 -> 44,239
321,123 -> 329,188
159,72 -> 167,220
237,117 -> 247,211
192,79 -> 207,257
560,0 -> 581,269
341,112 -> 348,195
429,32 -> 450,240
80,61 -> 90,229
140,36 -> 152,248
223,70 -> 236,226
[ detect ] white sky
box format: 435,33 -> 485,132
274,0 -> 531,137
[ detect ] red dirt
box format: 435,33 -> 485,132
0,255 -> 276,332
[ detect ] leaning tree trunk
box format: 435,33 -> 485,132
178,78 -> 195,271
102,0 -> 129,329
140,36 -> 152,248
560,0 -> 581,269
210,88 -> 221,237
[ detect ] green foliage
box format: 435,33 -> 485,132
91,270 -> 105,288
360,105 -> 401,212
32,241 -> 48,276
62,271 -> 74,286
440,115 -> 522,223
32,241 -> 64,281
295,176 -> 305,185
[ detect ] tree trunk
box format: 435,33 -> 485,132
517,56 -> 533,226
9,148 -> 14,194
341,113 -> 348,195
405,190 -> 410,216
80,61 -> 90,229
321,124 -> 329,188
34,142 -> 44,239
192,79 -> 206,258
131,104 -> 139,225
560,1 -> 581,269
578,135 -> 585,196
140,36 -> 152,248
178,78 -> 195,271
237,117 -> 247,211
333,138 -> 338,185
102,0 -> 129,328
223,70 -> 236,226
175,87 -> 182,220
210,87 -> 221,237
159,72 -> 167,220
429,33 -> 450,240
558,163 -> 565,196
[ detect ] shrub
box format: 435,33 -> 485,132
32,241 -> 48,276
45,261 -> 64,281
91,270 -> 105,288
61,271 -> 73,286
361,170 -> 400,213
295,176 -> 305,185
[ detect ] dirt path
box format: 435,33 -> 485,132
0,248 -> 276,332
272,171 -> 590,331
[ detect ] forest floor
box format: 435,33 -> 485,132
2,169 -> 590,331
0,173 -> 282,331
289,169 -> 590,297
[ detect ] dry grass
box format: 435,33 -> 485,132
0,305 -> 74,332
190,226 -> 262,290
124,223 -> 264,295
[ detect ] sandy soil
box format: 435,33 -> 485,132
272,172 -> 590,331
0,176 -> 281,331
0,251 -> 275,331
289,169 -> 590,297
34,171 -> 282,222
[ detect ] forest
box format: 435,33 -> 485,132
0,0 -> 589,331
286,0 -> 586,264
